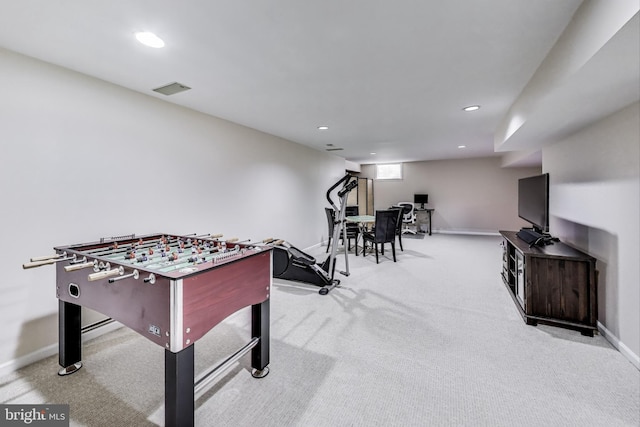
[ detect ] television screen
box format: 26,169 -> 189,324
413,194 -> 428,208
518,173 -> 549,233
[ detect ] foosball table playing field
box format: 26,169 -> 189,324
23,232 -> 273,427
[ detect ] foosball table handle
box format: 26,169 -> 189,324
64,261 -> 95,272
30,253 -> 64,262
23,258 -> 57,269
23,253 -> 74,269
88,266 -> 124,282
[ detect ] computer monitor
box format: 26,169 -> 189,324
413,194 -> 428,209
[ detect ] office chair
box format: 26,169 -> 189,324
397,202 -> 417,234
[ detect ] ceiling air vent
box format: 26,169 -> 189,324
325,147 -> 344,152
152,82 -> 191,96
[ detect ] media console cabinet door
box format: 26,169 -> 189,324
515,252 -> 525,308
526,257 -> 592,324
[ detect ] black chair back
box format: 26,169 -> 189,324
374,210 -> 397,243
388,207 -> 403,233
362,209 -> 399,263
325,207 -> 335,234
389,207 -> 405,251
325,206 -> 359,254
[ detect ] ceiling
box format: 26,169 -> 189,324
0,0 -> 613,165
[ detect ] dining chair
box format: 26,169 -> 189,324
362,209 -> 398,263
344,205 -> 360,255
325,207 -> 358,254
389,206 -> 405,251
325,207 -> 336,253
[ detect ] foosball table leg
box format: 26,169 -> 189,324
165,345 -> 195,427
251,299 -> 270,378
58,301 -> 83,376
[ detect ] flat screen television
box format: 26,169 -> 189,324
413,194 -> 428,209
518,173 -> 549,233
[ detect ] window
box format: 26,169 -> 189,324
375,163 -> 403,180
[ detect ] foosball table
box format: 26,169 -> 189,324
23,232 -> 273,427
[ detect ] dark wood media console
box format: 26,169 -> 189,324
500,231 -> 597,336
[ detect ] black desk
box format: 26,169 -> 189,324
415,208 -> 434,235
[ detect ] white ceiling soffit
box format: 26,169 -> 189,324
495,3 -> 640,153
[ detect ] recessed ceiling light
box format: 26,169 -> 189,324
135,32 -> 165,48
318,126 -> 329,130
462,105 -> 480,112
370,152 -> 377,155
458,145 -> 467,149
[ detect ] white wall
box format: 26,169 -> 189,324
543,101 -> 640,367
360,157 -> 541,234
0,48 -> 345,371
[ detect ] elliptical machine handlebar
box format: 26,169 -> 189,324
326,173 -> 354,212
338,180 -> 358,198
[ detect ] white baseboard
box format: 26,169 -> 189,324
436,229 -> 501,236
307,242 -> 324,252
598,321 -> 640,370
0,321 -> 123,378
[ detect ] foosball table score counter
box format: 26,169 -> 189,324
23,233 -> 274,427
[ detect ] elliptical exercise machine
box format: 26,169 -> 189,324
272,174 -> 357,295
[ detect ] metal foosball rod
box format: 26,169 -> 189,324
248,238 -> 283,248
99,235 -> 233,264
133,236 -> 240,266
158,246 -> 243,273
109,269 -> 139,283
94,238 -> 200,265
25,233 -> 244,279
87,234 -> 210,258
265,238 -> 285,246
101,237 -> 241,273
89,238 -> 236,275
99,238 -> 242,278
85,235 -> 178,257
194,233 -> 223,240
